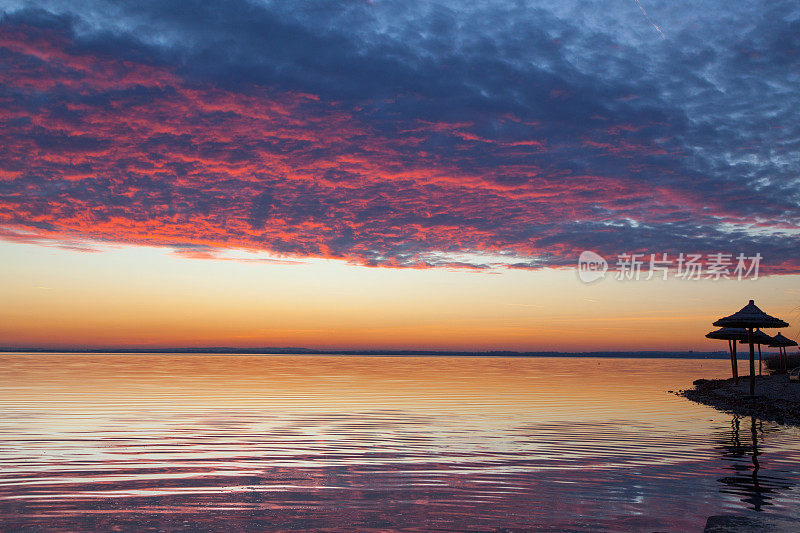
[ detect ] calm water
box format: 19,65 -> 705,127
1,354 -> 799,532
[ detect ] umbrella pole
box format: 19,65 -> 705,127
748,328 -> 755,396
758,343 -> 762,376
733,340 -> 738,383
728,339 -> 735,380
783,346 -> 787,373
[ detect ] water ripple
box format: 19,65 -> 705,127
2,354 -> 800,531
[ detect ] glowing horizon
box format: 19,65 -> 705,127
2,240 -> 798,351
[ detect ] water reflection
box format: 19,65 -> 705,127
1,354 -> 800,531
715,415 -> 795,511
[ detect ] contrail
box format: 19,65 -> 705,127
633,0 -> 666,39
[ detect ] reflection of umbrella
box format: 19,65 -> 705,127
706,327 -> 748,383
714,415 -> 795,512
769,333 -> 798,373
714,300 -> 789,396
738,330 -> 775,377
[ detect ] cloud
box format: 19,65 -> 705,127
0,1 -> 798,272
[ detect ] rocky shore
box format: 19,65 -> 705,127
680,373 -> 800,426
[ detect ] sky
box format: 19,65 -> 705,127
0,0 -> 799,350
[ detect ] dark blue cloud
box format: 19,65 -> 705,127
0,0 -> 799,270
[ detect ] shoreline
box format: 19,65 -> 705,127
680,373 -> 800,426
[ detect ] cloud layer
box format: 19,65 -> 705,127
1,1 -> 799,270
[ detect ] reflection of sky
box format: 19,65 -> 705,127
2,356 -> 800,530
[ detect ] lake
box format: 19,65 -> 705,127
1,354 -> 799,531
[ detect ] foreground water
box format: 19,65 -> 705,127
1,354 -> 799,531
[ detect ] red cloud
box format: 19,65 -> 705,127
1,23 -> 798,272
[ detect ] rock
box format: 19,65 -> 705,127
681,374 -> 800,427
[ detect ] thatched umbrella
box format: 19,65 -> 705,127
769,333 -> 798,373
738,329 -> 774,377
713,300 -> 789,396
705,327 -> 748,383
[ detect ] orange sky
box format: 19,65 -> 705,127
2,240 -> 798,351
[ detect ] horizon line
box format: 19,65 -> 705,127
0,346 -> 742,359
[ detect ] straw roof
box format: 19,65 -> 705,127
737,329 -> 774,345
769,332 -> 798,348
705,327 -> 749,341
713,300 -> 789,329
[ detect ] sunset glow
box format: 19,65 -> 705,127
1,1 -> 799,350
2,240 -> 798,350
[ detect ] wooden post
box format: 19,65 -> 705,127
783,346 -> 787,373
748,328 -> 755,396
728,339 -> 735,380
757,343 -> 762,376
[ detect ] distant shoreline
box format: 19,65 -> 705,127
0,347 -> 734,358
680,374 -> 800,426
